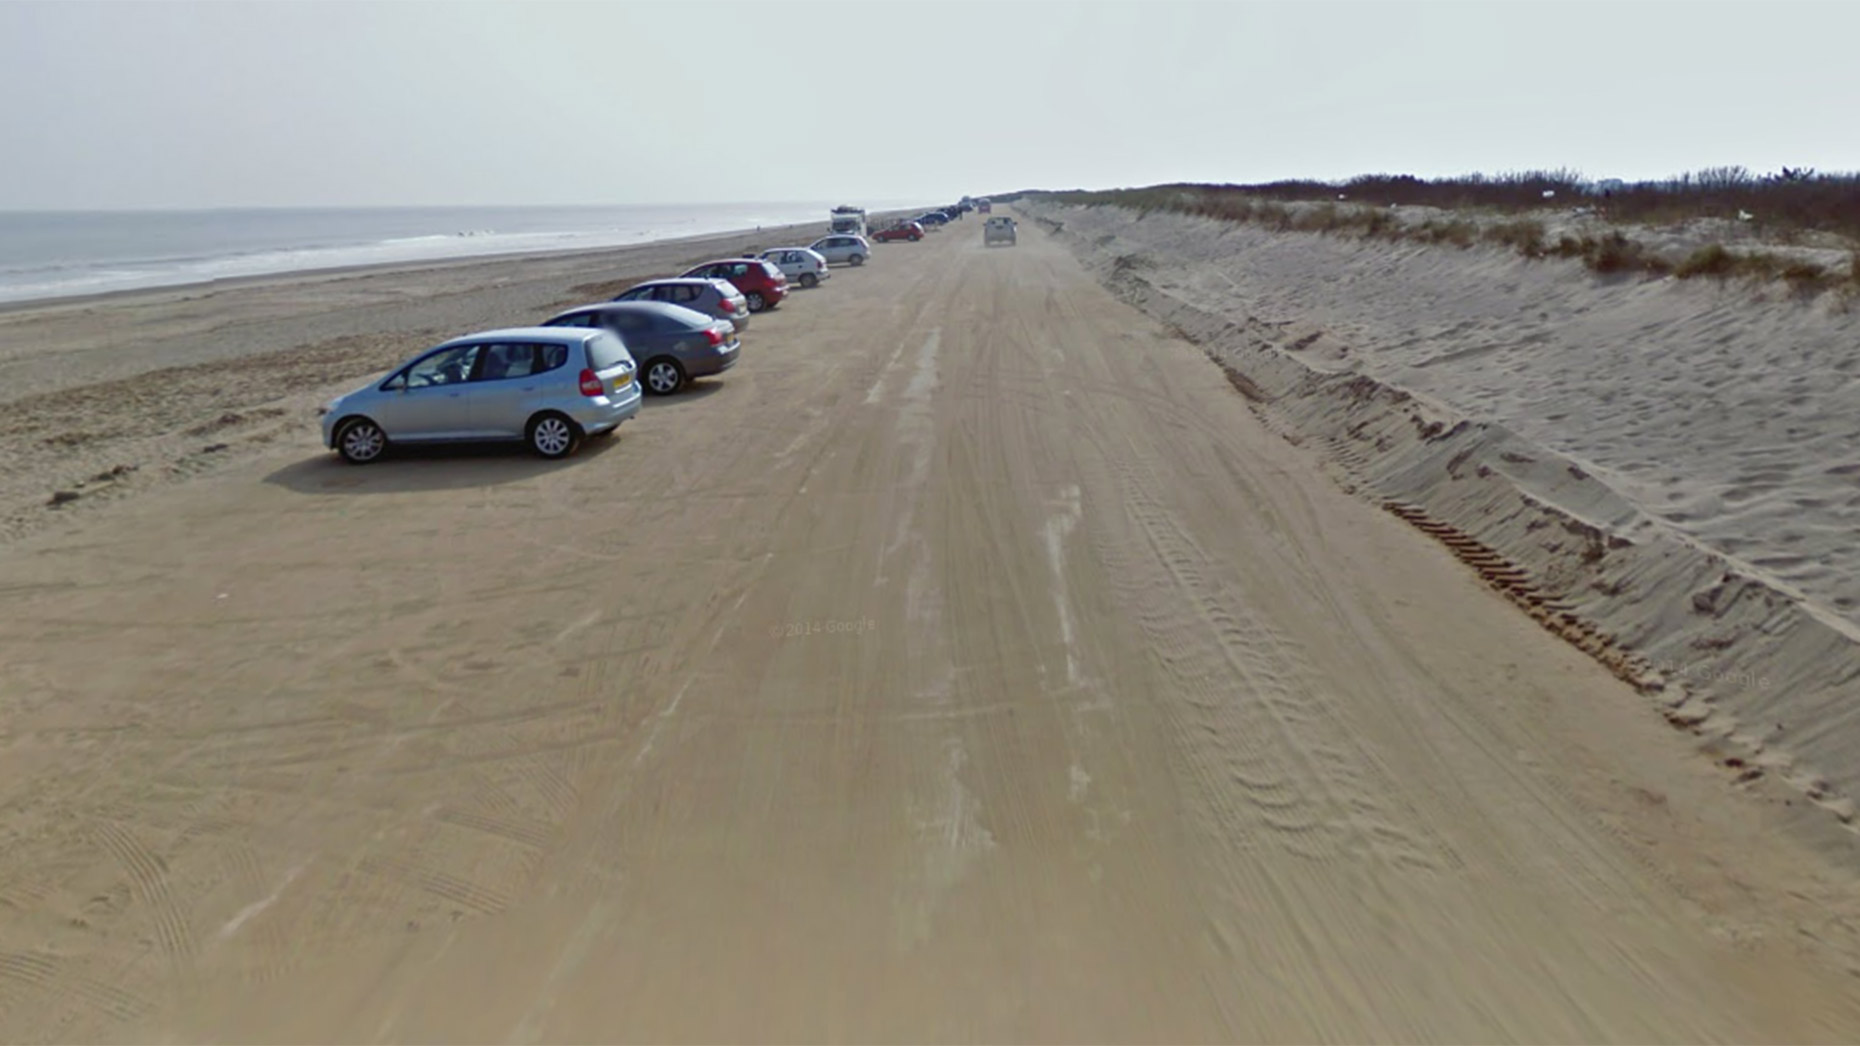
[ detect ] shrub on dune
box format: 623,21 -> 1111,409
1676,243 -> 1737,279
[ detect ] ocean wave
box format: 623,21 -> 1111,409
0,205 -> 838,305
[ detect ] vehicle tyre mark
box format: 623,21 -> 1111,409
92,818 -> 195,965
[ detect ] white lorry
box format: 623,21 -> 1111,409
829,206 -> 866,239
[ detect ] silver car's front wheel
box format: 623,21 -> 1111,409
527,412 -> 580,459
644,358 -> 685,395
336,418 -> 387,464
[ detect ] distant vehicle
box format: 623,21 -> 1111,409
319,327 -> 641,463
809,234 -> 872,267
542,301 -> 739,396
610,277 -> 751,332
873,221 -> 924,243
984,216 -> 1017,246
976,198 -> 992,213
916,211 -> 951,227
829,206 -> 867,238
758,247 -> 831,288
680,258 -> 789,312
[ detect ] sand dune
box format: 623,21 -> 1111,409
1029,199 -> 1860,842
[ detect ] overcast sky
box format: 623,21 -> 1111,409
4,0 -> 1858,210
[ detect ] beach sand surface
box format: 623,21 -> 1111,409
2,215 -> 1860,1042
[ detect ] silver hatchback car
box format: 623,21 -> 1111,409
319,327 -> 641,463
758,247 -> 831,288
809,234 -> 872,267
611,278 -> 751,333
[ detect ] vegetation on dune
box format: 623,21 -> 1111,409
1028,168 -> 1860,294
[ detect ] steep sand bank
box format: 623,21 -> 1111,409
1024,200 -> 1860,841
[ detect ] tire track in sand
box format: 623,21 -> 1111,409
91,819 -> 196,967
0,950 -> 151,1025
1088,424 -> 1452,878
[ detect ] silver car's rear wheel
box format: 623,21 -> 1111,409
644,358 -> 685,395
800,272 -> 819,288
527,412 -> 580,459
335,418 -> 386,464
849,253 -> 865,266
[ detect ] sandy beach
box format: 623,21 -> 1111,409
4,210 -> 1860,1042
0,218 -> 847,545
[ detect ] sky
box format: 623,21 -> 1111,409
4,0 -> 1859,210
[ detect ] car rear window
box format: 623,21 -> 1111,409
760,261 -> 783,279
584,331 -> 631,371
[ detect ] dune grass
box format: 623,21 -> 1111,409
1032,171 -> 1859,294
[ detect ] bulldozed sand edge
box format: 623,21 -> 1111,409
1026,201 -> 1860,839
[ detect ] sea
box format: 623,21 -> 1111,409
0,202 -> 913,306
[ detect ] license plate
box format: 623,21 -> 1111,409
614,372 -> 633,389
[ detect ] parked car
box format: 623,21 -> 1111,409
319,327 -> 640,463
916,211 -> 950,228
808,234 -> 872,267
542,300 -> 738,396
611,277 -> 751,332
984,216 -> 1018,247
873,221 -> 924,242
680,258 -> 788,312
758,247 -> 831,288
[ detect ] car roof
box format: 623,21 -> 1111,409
629,277 -> 722,289
549,300 -> 718,325
441,326 -> 594,346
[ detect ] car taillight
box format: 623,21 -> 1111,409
704,327 -> 724,347
578,368 -> 603,396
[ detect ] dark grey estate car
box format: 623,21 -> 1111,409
543,301 -> 740,396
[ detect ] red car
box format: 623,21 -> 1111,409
680,258 -> 788,312
873,221 -> 925,243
